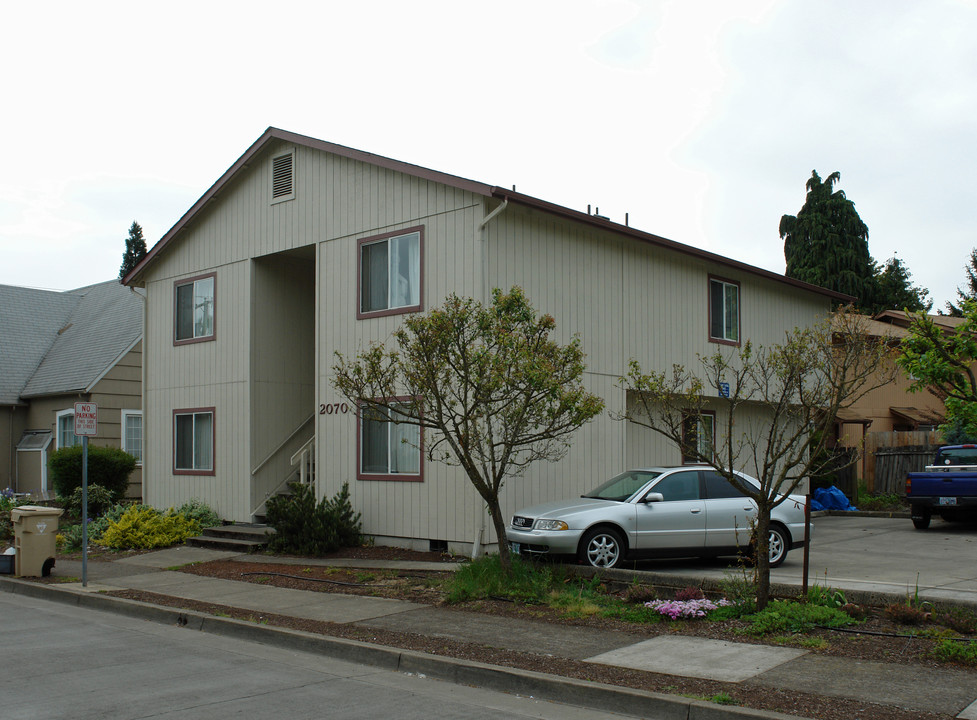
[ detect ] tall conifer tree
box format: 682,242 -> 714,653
119,221 -> 147,279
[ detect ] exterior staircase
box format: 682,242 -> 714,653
188,523 -> 275,553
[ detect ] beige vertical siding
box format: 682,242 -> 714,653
483,203 -> 832,515
139,141 -> 832,548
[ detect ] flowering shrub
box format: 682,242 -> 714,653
645,597 -> 732,619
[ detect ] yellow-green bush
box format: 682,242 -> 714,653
97,505 -> 201,549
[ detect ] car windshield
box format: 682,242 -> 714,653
583,471 -> 661,502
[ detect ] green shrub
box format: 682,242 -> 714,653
746,600 -> 857,635
933,638 -> 977,665
98,505 -> 201,549
173,499 -> 222,529
60,484 -> 117,519
266,482 -> 361,556
58,501 -> 146,551
856,488 -> 905,512
1,489 -> 34,543
49,445 -> 136,501
446,553 -> 565,604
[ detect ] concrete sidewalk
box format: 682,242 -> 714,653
3,546 -> 977,720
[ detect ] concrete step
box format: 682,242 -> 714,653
188,523 -> 275,553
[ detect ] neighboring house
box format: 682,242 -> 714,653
0,281 -> 144,498
123,127 -> 844,553
836,310 -> 960,491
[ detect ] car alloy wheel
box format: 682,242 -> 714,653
580,528 -> 624,568
768,525 -> 789,568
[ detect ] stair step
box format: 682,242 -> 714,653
188,523 -> 275,553
201,523 -> 275,542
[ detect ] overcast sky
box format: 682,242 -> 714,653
2,0 -> 974,311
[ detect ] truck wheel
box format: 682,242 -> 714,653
579,528 -> 626,568
911,510 -> 931,530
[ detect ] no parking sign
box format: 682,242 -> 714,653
74,402 -> 97,436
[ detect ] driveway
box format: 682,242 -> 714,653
622,514 -> 977,606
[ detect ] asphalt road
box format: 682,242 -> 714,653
621,514 -> 977,606
0,591 -> 650,720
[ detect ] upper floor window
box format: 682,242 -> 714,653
175,274 -> 215,344
122,409 -> 143,465
358,227 -> 423,318
358,402 -> 422,481
174,407 -> 215,475
56,409 -> 79,449
709,277 -> 739,344
682,411 -> 715,464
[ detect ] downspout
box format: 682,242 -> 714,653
129,285 -> 147,502
471,197 -> 509,559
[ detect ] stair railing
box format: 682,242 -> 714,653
250,413 -> 315,518
290,436 -> 315,486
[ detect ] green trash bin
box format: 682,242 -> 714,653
11,505 -> 63,577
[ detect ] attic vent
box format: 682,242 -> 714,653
271,151 -> 294,202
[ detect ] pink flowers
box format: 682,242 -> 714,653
645,597 -> 732,619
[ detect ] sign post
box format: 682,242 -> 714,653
74,403 -> 97,587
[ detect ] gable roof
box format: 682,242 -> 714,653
0,280 -> 143,404
123,127 -> 850,303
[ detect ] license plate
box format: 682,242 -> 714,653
511,542 -> 521,554
939,497 -> 957,506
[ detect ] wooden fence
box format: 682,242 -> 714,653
873,444 -> 943,496
857,430 -> 943,493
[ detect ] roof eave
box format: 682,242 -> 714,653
489,187 -> 853,303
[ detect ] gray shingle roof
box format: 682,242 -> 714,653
0,281 -> 143,403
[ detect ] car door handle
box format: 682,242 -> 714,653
743,506 -> 754,512
690,508 -> 702,514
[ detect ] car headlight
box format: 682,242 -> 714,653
534,519 -> 569,531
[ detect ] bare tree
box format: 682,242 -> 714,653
620,308 -> 893,608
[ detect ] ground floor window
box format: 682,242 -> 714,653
122,410 -> 143,464
682,411 -> 715,464
358,402 -> 421,480
56,409 -> 79,449
174,408 -> 214,474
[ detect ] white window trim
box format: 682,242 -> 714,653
55,408 -> 77,450
709,277 -> 740,344
121,409 -> 143,466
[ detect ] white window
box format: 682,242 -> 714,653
122,410 -> 143,464
709,277 -> 739,343
174,408 -> 214,473
55,409 -> 78,449
359,229 -> 422,316
682,411 -> 715,464
175,275 -> 215,342
359,403 -> 421,479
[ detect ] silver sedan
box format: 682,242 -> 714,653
506,467 -> 807,569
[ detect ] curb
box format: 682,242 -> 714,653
0,576 -> 809,720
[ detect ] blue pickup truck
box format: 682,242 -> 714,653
906,445 -> 977,529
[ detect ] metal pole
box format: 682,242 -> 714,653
802,493 -> 811,597
82,435 -> 88,588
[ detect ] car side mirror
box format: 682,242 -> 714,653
642,492 -> 664,503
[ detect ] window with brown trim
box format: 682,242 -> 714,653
174,273 -> 216,344
709,276 -> 739,344
682,411 -> 715,464
357,227 -> 423,318
173,407 -> 215,475
357,401 -> 422,481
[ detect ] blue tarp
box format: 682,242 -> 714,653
810,485 -> 857,512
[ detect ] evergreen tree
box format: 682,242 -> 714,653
119,221 -> 148,279
780,171 -> 875,304
868,255 -> 932,314
945,248 -> 977,317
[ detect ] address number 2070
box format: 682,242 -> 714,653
319,403 -> 351,415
